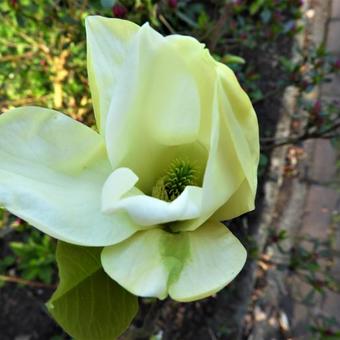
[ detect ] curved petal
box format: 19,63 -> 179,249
169,221 -> 247,302
217,63 -> 259,198
200,81 -> 246,216
172,79 -> 245,232
165,35 -> 216,149
106,185 -> 202,226
158,37 -> 257,231
103,229 -> 169,299
104,23 -> 201,191
0,107 -> 138,246
203,65 -> 259,223
87,17 -> 258,232
85,16 -> 140,132
101,167 -> 138,213
212,179 -> 255,221
101,221 -> 247,301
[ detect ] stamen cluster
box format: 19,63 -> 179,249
152,159 -> 198,202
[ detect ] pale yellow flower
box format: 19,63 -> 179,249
0,16 -> 259,301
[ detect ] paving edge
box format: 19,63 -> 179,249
246,0 -> 332,338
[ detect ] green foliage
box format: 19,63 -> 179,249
101,0 -> 117,8
0,255 -> 15,276
258,153 -> 269,177
10,230 -> 56,284
0,0 -> 339,338
270,232 -> 340,296
229,0 -> 303,47
221,54 -> 246,65
48,242 -> 138,340
280,44 -> 340,93
0,0 -> 305,117
310,315 -> 340,339
0,221 -> 56,286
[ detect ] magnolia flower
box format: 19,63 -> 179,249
0,16 -> 258,302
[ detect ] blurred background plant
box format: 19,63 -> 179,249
0,0 -> 339,339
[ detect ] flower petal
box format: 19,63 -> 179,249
217,63 -> 259,198
103,228 -> 169,299
101,167 -> 138,214
104,22 -> 201,190
172,79 -> 245,232
155,37 -> 258,231
0,107 -> 138,246
169,221 -> 247,302
106,185 -> 202,226
85,16 -> 140,133
200,82 -> 246,216
101,221 -> 247,301
212,179 -> 255,221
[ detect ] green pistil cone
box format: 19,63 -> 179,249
152,159 -> 198,202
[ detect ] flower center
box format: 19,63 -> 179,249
152,159 -> 199,202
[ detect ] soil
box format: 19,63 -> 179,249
0,226 -> 68,340
0,285 -> 67,340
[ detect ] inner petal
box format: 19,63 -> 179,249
108,185 -> 203,226
101,141 -> 208,227
101,167 -> 139,214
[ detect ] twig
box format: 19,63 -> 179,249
252,87 -> 284,104
0,275 -> 56,289
261,133 -> 340,150
261,121 -> 340,149
16,31 -> 52,64
159,14 -> 176,34
80,0 -> 89,14
0,51 -> 36,63
208,327 -> 218,340
207,3 -> 232,51
1,95 -> 50,108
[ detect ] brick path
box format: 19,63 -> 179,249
243,2 -> 339,338
314,0 -> 340,322
292,0 -> 340,336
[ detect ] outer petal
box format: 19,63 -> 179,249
209,65 -> 259,221
103,229 -> 169,299
217,63 -> 259,198
104,23 -> 201,191
0,107 -> 138,246
101,221 -> 247,301
167,41 -> 259,231
86,16 -> 139,132
212,179 -> 254,221
172,79 -> 245,232
169,222 -> 247,302
168,37 -> 259,198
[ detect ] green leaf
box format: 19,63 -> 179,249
250,0 -> 265,15
101,0 -> 117,8
260,9 -> 272,24
48,242 -> 138,340
222,54 -> 246,65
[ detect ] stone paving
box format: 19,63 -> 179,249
316,0 -> 340,324
244,3 -> 339,338
292,0 -> 340,336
